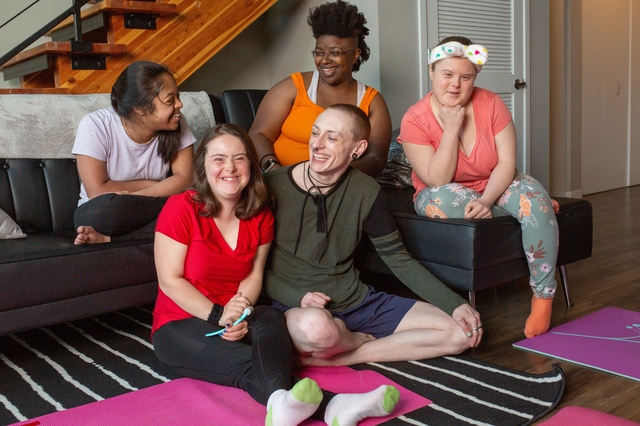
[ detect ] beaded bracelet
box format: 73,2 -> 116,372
207,304 -> 224,326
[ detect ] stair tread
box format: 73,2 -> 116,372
0,88 -> 72,94
50,0 -> 178,34
1,42 -> 127,69
3,0 -> 277,94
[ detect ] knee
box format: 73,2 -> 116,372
449,331 -> 472,354
286,308 -> 340,349
440,322 -> 474,355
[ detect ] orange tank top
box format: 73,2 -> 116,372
273,72 -> 379,166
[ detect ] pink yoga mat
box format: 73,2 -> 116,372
13,366 -> 430,426
537,406 -> 640,426
514,307 -> 640,381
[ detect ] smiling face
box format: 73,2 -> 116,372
308,108 -> 367,180
314,35 -> 360,84
142,74 -> 183,132
429,57 -> 477,107
204,134 -> 250,205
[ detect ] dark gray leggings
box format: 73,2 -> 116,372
152,306 -> 294,405
74,193 -> 168,240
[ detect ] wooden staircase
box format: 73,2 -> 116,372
0,0 -> 277,94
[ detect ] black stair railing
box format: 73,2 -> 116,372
0,0 -> 92,68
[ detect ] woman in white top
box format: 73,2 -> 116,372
72,61 -> 195,244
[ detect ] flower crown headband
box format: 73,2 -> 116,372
428,41 -> 488,73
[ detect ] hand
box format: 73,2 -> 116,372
551,198 -> 560,214
220,292 -> 250,327
451,304 -> 483,348
464,199 -> 492,218
220,320 -> 249,341
438,105 -> 465,133
300,292 -> 331,308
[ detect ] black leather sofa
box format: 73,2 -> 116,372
0,93 -> 217,336
0,90 -> 592,336
0,159 -> 158,336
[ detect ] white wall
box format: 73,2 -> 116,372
377,1 -> 424,130
181,0 -> 381,96
580,0 -> 636,195
630,1 -> 640,187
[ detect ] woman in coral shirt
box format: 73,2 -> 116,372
399,36 -> 560,339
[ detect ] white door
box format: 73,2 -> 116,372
425,0 -> 530,173
580,0 -> 629,195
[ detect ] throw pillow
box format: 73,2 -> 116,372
375,128 -> 413,188
0,207 -> 27,239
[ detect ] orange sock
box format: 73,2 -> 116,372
524,296 -> 553,338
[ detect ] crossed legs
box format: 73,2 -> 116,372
286,301 -> 472,367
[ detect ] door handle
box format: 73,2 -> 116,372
514,79 -> 526,90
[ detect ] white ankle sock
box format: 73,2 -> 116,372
265,377 -> 323,426
324,385 -> 400,426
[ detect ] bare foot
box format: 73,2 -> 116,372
298,332 -> 375,367
299,353 -> 346,367
74,226 -> 111,245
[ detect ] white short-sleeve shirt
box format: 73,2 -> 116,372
72,108 -> 196,205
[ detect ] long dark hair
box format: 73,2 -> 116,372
308,0 -> 370,72
110,61 -> 180,163
192,124 -> 272,219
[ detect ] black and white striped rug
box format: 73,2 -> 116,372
0,306 -> 564,426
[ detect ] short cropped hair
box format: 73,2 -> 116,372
326,104 -> 371,142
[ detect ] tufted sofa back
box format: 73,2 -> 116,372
0,158 -> 79,233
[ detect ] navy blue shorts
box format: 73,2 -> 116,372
272,286 -> 416,339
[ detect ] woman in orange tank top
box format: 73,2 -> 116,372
249,0 -> 391,178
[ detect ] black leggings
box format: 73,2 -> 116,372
152,306 -> 293,405
74,193 -> 168,240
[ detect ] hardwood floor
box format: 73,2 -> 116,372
371,185 -> 640,423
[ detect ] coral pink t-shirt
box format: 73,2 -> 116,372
151,190 -> 274,335
398,87 -> 512,198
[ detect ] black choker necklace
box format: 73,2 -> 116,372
305,162 -> 339,194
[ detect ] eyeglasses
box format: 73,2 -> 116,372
311,47 -> 356,60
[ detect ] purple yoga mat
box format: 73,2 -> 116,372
513,307 -> 640,381
12,366 -> 430,426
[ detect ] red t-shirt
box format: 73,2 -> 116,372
398,87 -> 512,198
151,190 -> 274,335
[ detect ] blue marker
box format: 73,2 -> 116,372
205,307 -> 253,337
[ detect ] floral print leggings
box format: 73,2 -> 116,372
414,173 -> 558,299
